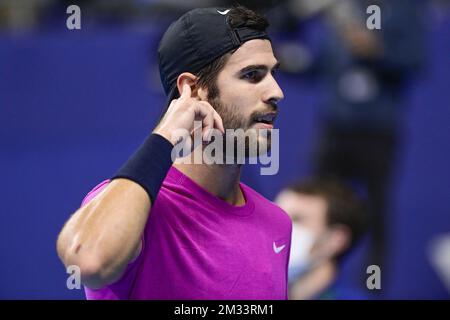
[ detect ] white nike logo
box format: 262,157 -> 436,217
273,242 -> 286,254
217,9 -> 230,15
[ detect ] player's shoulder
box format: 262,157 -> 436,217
241,183 -> 292,222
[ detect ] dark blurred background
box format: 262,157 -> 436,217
1,0 -> 449,299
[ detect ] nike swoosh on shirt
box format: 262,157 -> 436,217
217,9 -> 230,15
273,242 -> 286,254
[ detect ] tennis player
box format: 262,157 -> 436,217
57,5 -> 290,299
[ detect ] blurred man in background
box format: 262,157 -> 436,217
275,179 -> 368,299
273,0 -> 426,278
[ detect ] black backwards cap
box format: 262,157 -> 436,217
157,7 -> 270,108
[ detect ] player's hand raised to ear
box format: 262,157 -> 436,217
153,83 -> 225,146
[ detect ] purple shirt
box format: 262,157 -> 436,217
83,166 -> 291,299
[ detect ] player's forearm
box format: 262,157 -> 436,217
57,133 -> 175,288
56,84 -> 223,288
57,178 -> 150,288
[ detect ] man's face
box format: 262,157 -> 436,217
275,190 -> 330,279
275,190 -> 328,237
206,39 -> 284,153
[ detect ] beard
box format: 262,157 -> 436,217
209,96 -> 249,130
208,96 -> 273,161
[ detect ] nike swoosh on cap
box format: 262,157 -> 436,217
217,9 -> 230,15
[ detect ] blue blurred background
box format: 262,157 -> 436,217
1,0 -> 449,299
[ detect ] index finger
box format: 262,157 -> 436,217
180,83 -> 191,99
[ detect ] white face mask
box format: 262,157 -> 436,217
288,223 -> 316,284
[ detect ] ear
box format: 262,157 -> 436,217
176,72 -> 202,100
326,225 -> 351,258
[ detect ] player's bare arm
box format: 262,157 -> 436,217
56,79 -> 224,289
